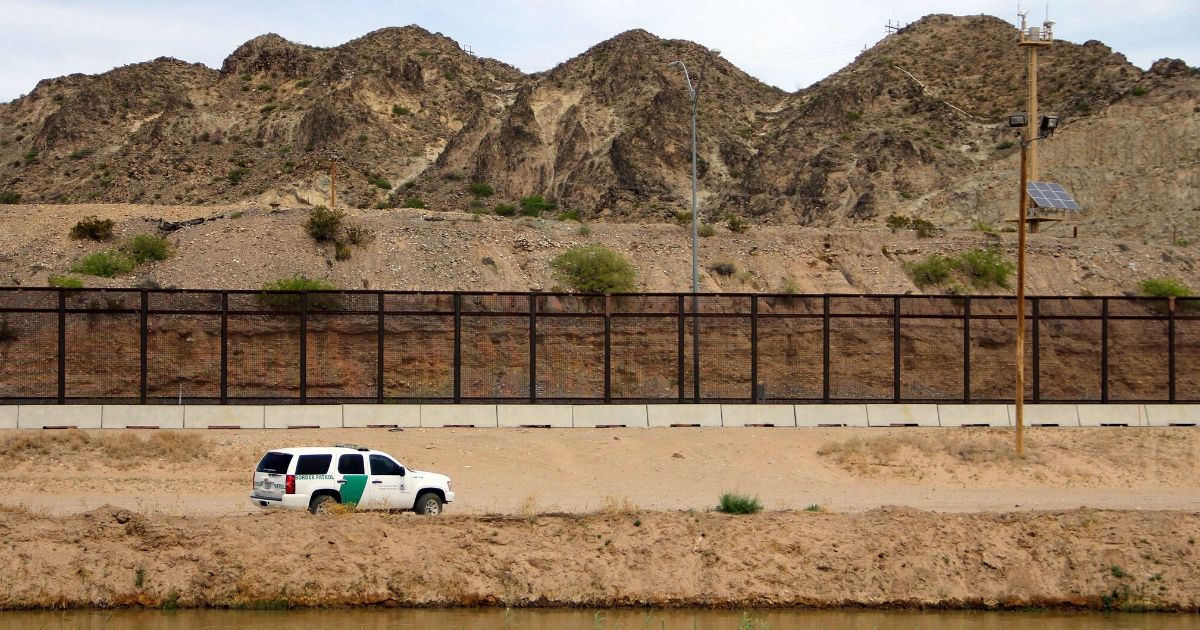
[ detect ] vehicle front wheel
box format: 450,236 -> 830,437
413,492 -> 443,515
309,494 -> 338,515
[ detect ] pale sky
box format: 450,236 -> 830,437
1,0 -> 1197,103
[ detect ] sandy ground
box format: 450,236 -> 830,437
1,427 -> 1196,517
2,427 -> 1198,610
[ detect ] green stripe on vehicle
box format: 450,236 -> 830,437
340,475 -> 368,506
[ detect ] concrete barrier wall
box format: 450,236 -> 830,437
0,403 -> 1196,429
102,405 -> 184,429
572,405 -> 648,428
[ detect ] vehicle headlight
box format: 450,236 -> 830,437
447,480 -> 453,490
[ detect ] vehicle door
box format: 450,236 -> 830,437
365,453 -> 414,510
253,451 -> 293,500
336,453 -> 368,507
294,453 -> 333,497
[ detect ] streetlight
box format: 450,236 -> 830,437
1007,112 -> 1059,458
668,49 -> 719,401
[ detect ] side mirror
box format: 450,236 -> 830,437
398,467 -> 406,477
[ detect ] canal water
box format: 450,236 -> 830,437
1,608 -> 1195,629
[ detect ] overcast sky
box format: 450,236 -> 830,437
1,0 -> 1196,103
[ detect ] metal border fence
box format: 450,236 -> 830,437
0,288 -> 1195,404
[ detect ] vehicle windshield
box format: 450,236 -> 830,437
256,452 -> 293,474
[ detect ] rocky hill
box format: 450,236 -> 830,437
0,16 -> 1196,239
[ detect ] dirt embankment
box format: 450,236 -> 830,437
0,506 -> 1197,611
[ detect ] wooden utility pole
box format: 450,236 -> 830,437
329,156 -> 338,209
1014,13 -> 1053,458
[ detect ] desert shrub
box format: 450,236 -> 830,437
909,217 -> 943,238
125,234 -> 173,264
957,247 -> 1014,288
334,242 -> 351,261
391,104 -> 410,116
48,275 -> 83,289
71,250 -> 135,278
727,215 -> 748,233
257,276 -> 339,310
519,195 -> 557,215
556,209 -> 581,222
366,174 -> 392,190
468,182 -> 494,197
708,260 -> 737,276
698,223 -> 716,238
886,214 -> 911,232
577,224 -> 592,236
1140,278 -> 1191,299
344,225 -> 373,246
295,79 -> 312,88
971,219 -> 997,234
70,216 -> 115,241
1131,85 -> 1148,97
304,205 -> 344,242
402,197 -> 426,209
550,245 -> 636,293
23,150 -> 38,166
493,203 -> 517,216
905,254 -> 954,287
996,140 -> 1015,150
673,211 -> 692,225
716,492 -> 762,515
69,148 -> 94,160
0,191 -> 20,204
227,166 -> 250,185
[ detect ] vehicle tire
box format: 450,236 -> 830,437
413,492 -> 442,515
309,494 -> 338,515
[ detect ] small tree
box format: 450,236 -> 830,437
304,206 -> 344,242
550,245 -> 636,293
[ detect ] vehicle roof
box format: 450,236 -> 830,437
263,446 -> 394,457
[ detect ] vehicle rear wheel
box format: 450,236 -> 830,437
413,492 -> 442,515
309,494 -> 338,515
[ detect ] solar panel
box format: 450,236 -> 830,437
1026,181 -> 1081,211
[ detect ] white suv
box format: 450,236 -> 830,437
250,444 -> 454,515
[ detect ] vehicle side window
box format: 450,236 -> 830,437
338,454 -> 365,475
296,454 -> 332,475
256,452 -> 293,474
370,454 -> 404,476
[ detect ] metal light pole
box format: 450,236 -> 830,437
669,50 -> 718,401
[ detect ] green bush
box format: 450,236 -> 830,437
402,197 -> 426,209
556,209 -> 581,222
886,214 -> 911,232
519,195 -> 557,215
125,234 -> 173,264
23,150 -> 38,166
577,224 -> 592,236
367,174 -> 392,190
493,203 -> 517,217
344,225 -> 373,246
468,182 -> 494,197
48,276 -> 83,289
71,250 -> 136,278
716,492 -> 762,515
905,254 -> 954,288
295,79 -> 312,89
334,242 -> 351,261
957,247 -> 1014,289
227,166 -> 250,185
970,219 -> 997,235
69,148 -> 94,160
550,245 -> 636,293
304,206 -> 344,242
673,211 -> 692,225
391,104 -> 411,116
70,216 -> 114,241
698,223 -> 716,238
727,215 -> 749,234
1131,85 -> 1148,97
257,276 -> 339,310
0,191 -> 20,204
996,140 -> 1015,150
1140,278 -> 1191,299
909,217 -> 943,238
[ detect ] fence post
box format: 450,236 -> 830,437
677,295 -> 685,402
750,295 -> 758,403
604,294 -> 612,403
822,295 -> 831,403
893,296 -> 901,403
1032,297 -> 1041,403
376,291 -> 385,404
299,292 -> 307,404
453,293 -> 461,403
1101,298 -> 1109,403
220,292 -> 228,404
57,289 -> 66,404
139,290 -> 148,404
963,297 -> 971,403
528,292 -> 537,404
1168,298 -> 1176,403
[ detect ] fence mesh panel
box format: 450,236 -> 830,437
0,289 -> 1190,404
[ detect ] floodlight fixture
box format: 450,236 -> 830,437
1008,113 -> 1028,128
1039,114 -> 1059,136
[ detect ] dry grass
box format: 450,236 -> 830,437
0,430 -> 209,468
817,429 -> 1037,476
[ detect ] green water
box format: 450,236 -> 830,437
4,608 -> 1196,629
